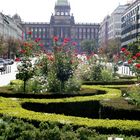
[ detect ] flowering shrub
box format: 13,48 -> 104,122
75,53 -> 113,82
120,47 -> 140,81
34,36 -> 81,93
16,32 -> 44,93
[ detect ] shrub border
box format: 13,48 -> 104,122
0,85 -> 140,136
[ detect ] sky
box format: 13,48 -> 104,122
0,0 -> 129,23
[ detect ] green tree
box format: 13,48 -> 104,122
107,38 -> 121,60
81,40 -> 97,54
0,35 -> 7,57
6,37 -> 20,59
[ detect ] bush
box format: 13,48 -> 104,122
126,85 -> 140,106
91,64 -> 103,81
64,76 -> 82,93
1,116 -> 140,140
101,69 -> 113,82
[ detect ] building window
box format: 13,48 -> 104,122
39,28 -> 42,32
35,28 -> 37,32
79,34 -> 82,39
57,12 -> 60,15
87,28 -> 90,32
61,12 -> 64,15
91,29 -> 94,32
83,28 -> 86,32
79,28 -> 82,32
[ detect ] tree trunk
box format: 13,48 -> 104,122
23,80 -> 26,94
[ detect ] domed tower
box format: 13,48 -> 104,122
55,0 -> 70,16
12,14 -> 22,24
50,0 -> 75,40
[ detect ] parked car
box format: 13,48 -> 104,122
123,61 -> 129,67
0,60 -> 6,71
4,59 -> 14,65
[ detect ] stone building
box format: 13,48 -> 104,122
98,15 -> 110,48
22,0 -> 100,51
121,0 -> 140,47
0,12 -> 23,39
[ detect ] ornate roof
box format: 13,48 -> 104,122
56,0 -> 69,6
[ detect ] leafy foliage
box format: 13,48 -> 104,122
0,116 -> 140,139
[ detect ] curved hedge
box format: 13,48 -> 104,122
0,85 -> 140,136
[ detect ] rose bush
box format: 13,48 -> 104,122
33,36 -> 81,93
120,47 -> 140,82
16,32 -> 44,93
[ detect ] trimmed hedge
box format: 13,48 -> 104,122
1,116 -> 140,140
0,87 -> 105,99
1,85 -> 140,136
22,99 -> 140,120
22,101 -> 100,119
100,98 -> 140,120
83,81 -> 136,85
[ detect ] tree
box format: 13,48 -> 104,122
6,37 -> 21,59
106,38 -> 121,60
0,35 -> 7,57
80,40 -> 97,54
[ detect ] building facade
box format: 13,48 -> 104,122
121,0 -> 140,47
22,0 -> 100,51
108,4 -> 129,40
99,4 -> 129,52
0,13 -> 23,39
98,15 -> 110,48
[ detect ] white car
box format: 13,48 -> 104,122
0,60 -> 6,71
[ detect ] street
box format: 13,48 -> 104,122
0,63 -> 18,86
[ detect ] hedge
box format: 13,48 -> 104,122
100,98 -> 140,120
1,116 -> 140,140
83,81 -> 136,85
0,85 -> 140,136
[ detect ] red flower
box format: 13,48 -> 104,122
53,36 -> 59,42
24,42 -> 28,47
125,51 -> 130,56
128,60 -> 132,64
20,49 -> 26,54
28,31 -> 32,35
136,52 -> 140,57
35,38 -> 41,42
72,42 -> 77,46
63,38 -> 70,43
132,56 -> 137,60
39,43 -> 44,47
15,58 -> 20,62
135,64 -> 140,69
121,48 -> 126,52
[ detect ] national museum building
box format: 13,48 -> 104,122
22,0 -> 100,50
